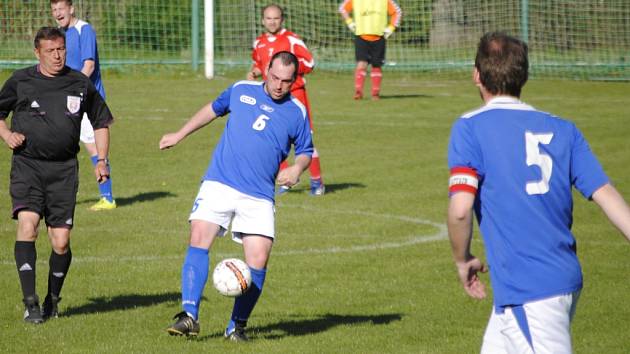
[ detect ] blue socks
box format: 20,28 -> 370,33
181,246 -> 209,320
226,266 -> 267,332
90,155 -> 114,202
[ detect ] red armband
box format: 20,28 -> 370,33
449,167 -> 478,195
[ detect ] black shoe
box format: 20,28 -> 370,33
224,321 -> 249,342
23,295 -> 44,324
42,294 -> 61,320
167,311 -> 200,336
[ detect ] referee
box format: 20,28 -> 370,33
0,27 -> 114,323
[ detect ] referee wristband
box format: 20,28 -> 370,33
96,158 -> 109,164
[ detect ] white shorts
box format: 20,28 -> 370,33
80,113 -> 95,144
481,291 -> 580,354
188,180 -> 275,243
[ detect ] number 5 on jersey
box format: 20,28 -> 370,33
525,132 -> 554,195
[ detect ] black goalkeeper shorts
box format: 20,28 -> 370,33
10,155 -> 78,228
355,36 -> 386,67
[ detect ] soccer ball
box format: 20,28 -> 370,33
212,258 -> 252,297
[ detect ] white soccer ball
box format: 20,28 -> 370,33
212,258 -> 252,297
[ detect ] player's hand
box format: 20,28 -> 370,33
276,165 -> 301,188
246,71 -> 256,81
383,25 -> 395,39
95,160 -> 110,184
455,256 -> 487,299
345,18 -> 356,33
2,132 -> 26,150
159,133 -> 181,150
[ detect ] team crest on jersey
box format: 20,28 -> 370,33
240,95 -> 256,105
67,96 -> 81,114
260,104 -> 274,113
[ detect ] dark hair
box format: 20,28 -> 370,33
262,4 -> 284,19
50,0 -> 72,5
268,51 -> 298,81
475,32 -> 528,97
34,27 -> 66,49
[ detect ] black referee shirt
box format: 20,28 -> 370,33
0,65 -> 113,161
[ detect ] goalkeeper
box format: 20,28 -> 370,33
339,0 -> 402,100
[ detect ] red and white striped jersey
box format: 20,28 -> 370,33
252,29 -> 314,91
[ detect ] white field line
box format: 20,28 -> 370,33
0,207 -> 446,266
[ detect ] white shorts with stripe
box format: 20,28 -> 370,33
188,180 -> 275,243
481,291 -> 580,354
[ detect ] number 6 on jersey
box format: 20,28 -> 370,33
252,114 -> 270,131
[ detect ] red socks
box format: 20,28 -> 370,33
370,67 -> 382,98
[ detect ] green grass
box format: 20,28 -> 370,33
0,70 -> 629,353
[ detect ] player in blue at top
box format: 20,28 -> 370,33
159,51 -> 313,342
447,32 -> 630,353
51,0 -> 116,211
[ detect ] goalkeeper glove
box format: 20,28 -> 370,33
383,25 -> 395,39
345,18 -> 356,33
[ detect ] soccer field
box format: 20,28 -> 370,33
0,70 -> 629,353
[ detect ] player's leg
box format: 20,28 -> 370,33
369,37 -> 386,100
81,115 -> 115,211
15,211 -> 44,324
168,181 -> 232,336
225,235 -> 272,342
291,88 -> 325,195
225,193 -> 275,341
41,157 -> 78,320
481,306 -> 534,354
44,226 -> 71,320
10,156 -> 45,323
354,37 -> 370,99
523,292 -> 579,353
481,293 -> 579,354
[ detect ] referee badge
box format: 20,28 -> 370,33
67,95 -> 81,114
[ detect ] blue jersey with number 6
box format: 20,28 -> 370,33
447,96 -> 609,308
203,81 -> 313,202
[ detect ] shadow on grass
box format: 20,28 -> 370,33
77,191 -> 177,207
199,313 -> 402,340
63,292 -> 191,316
282,182 -> 366,195
377,93 -> 432,100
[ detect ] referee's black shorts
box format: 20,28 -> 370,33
10,155 -> 79,228
355,36 -> 386,67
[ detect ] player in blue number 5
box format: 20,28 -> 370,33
159,52 -> 312,341
447,32 -> 630,353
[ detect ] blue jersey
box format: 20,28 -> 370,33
203,81 -> 313,202
64,20 -> 105,99
448,96 -> 609,308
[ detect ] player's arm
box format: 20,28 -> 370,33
0,77 -> 25,149
81,59 -> 95,77
79,25 -> 98,77
384,0 -> 402,39
159,103 -> 219,150
247,63 -> 263,81
0,119 -> 25,150
339,0 -> 356,33
276,154 -> 311,188
247,40 -> 264,80
592,183 -> 630,243
93,127 -> 110,183
290,35 -> 315,75
447,167 -> 487,299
